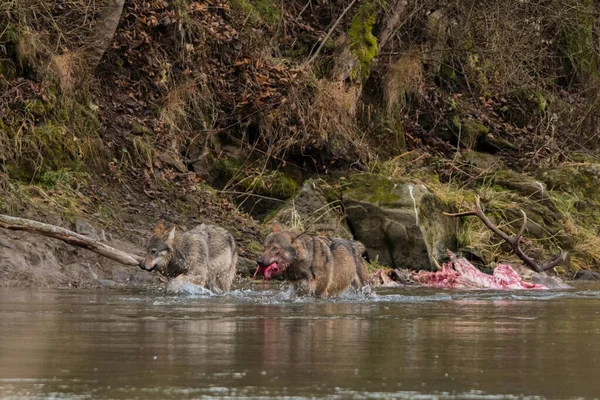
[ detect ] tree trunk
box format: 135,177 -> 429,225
87,0 -> 125,71
0,214 -> 143,266
331,0 -> 410,83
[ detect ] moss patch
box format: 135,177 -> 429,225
538,163 -> 600,199
230,0 -> 280,28
212,158 -> 298,199
344,173 -> 414,205
348,0 -> 380,81
239,170 -> 298,199
454,118 -> 489,150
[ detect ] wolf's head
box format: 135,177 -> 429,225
255,222 -> 301,279
141,222 -> 176,272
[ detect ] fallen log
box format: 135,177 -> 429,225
0,214 -> 143,266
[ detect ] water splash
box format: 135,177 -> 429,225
408,184 -> 419,226
166,279 -> 215,295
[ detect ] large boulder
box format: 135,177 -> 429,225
341,174 -> 456,270
271,178 -> 352,238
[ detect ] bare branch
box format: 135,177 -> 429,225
304,0 -> 358,67
444,196 -> 567,273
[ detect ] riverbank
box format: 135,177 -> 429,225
2,0 -> 600,287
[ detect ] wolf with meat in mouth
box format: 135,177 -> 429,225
256,222 -> 369,297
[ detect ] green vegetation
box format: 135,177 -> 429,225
348,0 -> 380,80
230,0 -> 280,27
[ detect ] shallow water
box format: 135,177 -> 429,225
1,282 -> 600,399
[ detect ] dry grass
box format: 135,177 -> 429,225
383,48 -> 423,115
160,76 -> 217,133
253,75 -> 371,166
570,230 -> 600,271
47,52 -> 88,94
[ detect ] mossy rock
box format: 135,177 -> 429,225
478,134 -> 514,153
344,173 -> 416,207
342,173 -> 457,270
538,163 -> 600,199
453,118 -> 489,150
270,178 -> 352,238
24,98 -> 55,117
211,158 -> 244,186
461,151 -> 505,172
212,158 -> 297,199
492,170 -> 548,201
242,171 -> 298,199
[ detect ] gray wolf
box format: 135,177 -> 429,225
256,222 -> 369,297
141,222 -> 237,293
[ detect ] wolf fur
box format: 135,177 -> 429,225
141,222 -> 237,292
257,222 -> 369,297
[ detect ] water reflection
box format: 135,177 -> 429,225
0,287 -> 599,399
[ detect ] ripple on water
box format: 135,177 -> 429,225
0,380 -> 557,400
111,281 -> 600,308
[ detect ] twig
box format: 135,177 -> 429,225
304,0 -> 358,67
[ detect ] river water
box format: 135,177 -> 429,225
1,283 -> 600,400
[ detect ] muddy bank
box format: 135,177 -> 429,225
0,227 -> 160,289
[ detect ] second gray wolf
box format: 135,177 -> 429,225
256,222 -> 369,297
141,222 -> 237,293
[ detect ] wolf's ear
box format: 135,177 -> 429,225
153,221 -> 166,234
165,226 -> 176,245
271,221 -> 282,233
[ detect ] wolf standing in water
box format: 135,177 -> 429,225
256,222 -> 369,297
141,222 -> 237,292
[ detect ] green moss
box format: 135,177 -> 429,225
212,158 -> 244,183
539,163 -> 600,199
212,159 -> 298,199
462,151 -> 505,171
24,99 -> 55,117
456,119 -> 488,150
345,173 -> 409,205
239,171 -> 299,199
439,63 -> 458,84
230,0 -> 280,27
38,169 -> 88,190
452,115 -> 461,129
348,0 -> 381,81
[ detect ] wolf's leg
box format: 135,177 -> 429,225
212,251 -> 236,293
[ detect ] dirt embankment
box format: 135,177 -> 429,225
2,0 -> 600,286
0,227 -> 156,289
